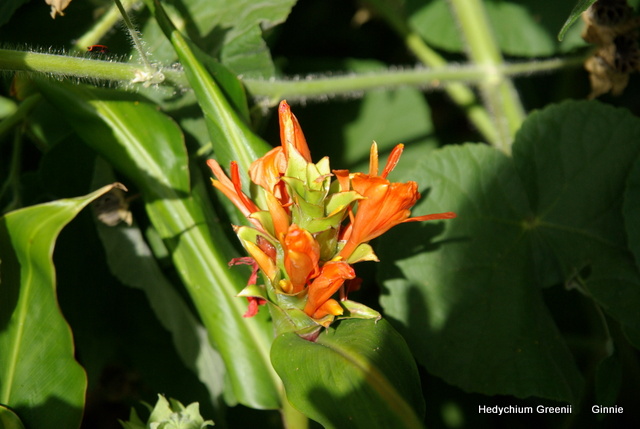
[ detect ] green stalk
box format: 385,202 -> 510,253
73,0 -> 139,51
0,48 -> 584,102
447,0 -> 526,154
0,49 -> 184,88
362,0 -> 500,146
280,387 -> 309,429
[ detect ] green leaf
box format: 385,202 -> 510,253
0,184 -> 120,429
36,82 -> 281,409
271,319 -> 425,429
120,395 -> 213,429
595,352 -> 622,407
196,0 -> 297,78
379,100 -> 640,403
0,404 -> 26,429
144,0 -> 272,179
0,0 -> 29,28
514,101 -> 640,349
621,156 -> 640,347
91,159 -> 227,407
140,0 -> 296,78
558,0 -> 596,41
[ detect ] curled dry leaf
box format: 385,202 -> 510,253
92,184 -> 134,227
581,0 -> 640,98
45,0 -> 73,19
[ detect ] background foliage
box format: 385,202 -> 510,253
1,0 -> 640,428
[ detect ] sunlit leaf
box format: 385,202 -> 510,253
36,81 -> 281,409
144,0 -> 271,181
91,159 -> 227,407
272,319 -> 425,429
0,183 -> 120,429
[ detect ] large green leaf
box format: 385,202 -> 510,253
188,0 -> 296,78
140,0 -> 295,78
90,159 -> 227,407
271,319 -> 425,429
0,183 -> 119,429
144,0 -> 272,180
379,100 -> 640,403
36,81 -> 281,409
0,404 -> 25,429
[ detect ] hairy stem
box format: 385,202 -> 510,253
0,48 -> 584,100
362,0 -> 500,146
448,0 -> 526,154
73,0 -> 139,51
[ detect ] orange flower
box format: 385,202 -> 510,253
282,224 -> 321,294
242,238 -> 278,281
207,159 -> 263,230
339,143 -> 456,259
249,146 -> 286,195
304,261 -> 355,319
279,100 -> 312,163
249,100 -> 312,203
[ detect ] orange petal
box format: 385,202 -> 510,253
249,146 -> 286,193
368,142 -> 379,177
312,299 -> 344,319
381,144 -> 404,179
208,159 -> 259,218
244,240 -> 278,281
304,261 -> 355,317
265,191 -> 290,241
284,225 -> 321,293
279,100 -> 312,162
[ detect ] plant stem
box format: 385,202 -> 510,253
0,49 -> 183,88
73,0 -> 139,51
243,55 -> 585,105
447,0 -> 526,154
0,47 -> 585,101
362,0 -> 500,146
280,387 -> 309,429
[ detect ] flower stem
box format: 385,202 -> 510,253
280,387 -> 309,429
447,0 -> 527,154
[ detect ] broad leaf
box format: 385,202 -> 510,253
0,184 -> 120,429
379,100 -> 640,403
140,0 -> 296,78
271,319 -> 425,429
91,159 -> 228,407
36,81 -> 281,409
193,0 -> 297,78
144,0 -> 272,178
0,405 -> 26,429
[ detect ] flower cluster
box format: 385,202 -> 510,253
208,101 -> 455,333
